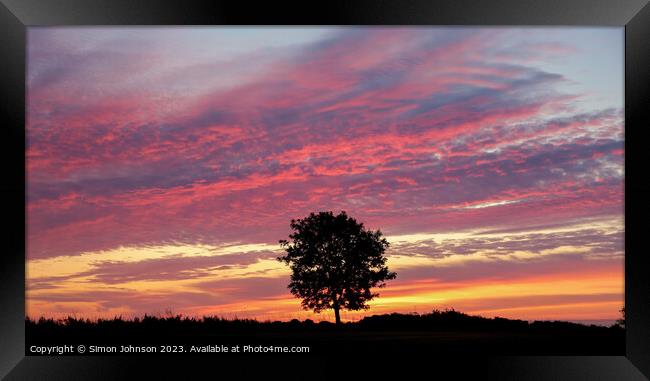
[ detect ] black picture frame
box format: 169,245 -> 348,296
1,0 -> 648,379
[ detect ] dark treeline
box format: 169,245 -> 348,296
26,308 -> 624,332
26,309 -> 624,355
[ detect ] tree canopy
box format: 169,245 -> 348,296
278,211 -> 396,325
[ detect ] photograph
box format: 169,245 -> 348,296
24,26 -> 626,356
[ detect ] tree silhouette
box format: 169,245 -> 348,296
278,211 -> 396,325
616,307 -> 625,328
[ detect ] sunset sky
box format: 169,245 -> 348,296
26,27 -> 624,324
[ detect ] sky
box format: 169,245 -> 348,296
26,27 -> 624,324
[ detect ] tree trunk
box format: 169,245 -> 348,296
332,291 -> 342,326
334,305 -> 341,326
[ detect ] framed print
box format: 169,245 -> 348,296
1,0 -> 649,379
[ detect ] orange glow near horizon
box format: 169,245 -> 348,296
26,271 -> 623,323
26,234 -> 624,323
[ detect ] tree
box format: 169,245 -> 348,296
616,307 -> 625,328
278,211 -> 396,325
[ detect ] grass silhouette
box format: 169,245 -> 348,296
26,309 -> 624,355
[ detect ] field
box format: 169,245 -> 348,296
26,309 -> 624,356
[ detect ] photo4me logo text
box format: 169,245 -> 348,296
29,344 -> 310,355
